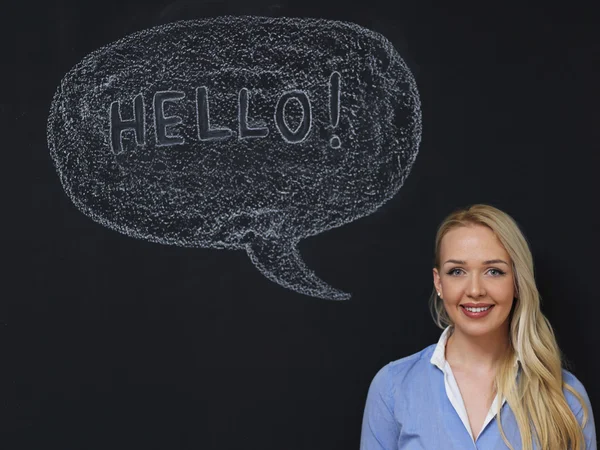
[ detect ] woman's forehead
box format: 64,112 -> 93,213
440,225 -> 510,260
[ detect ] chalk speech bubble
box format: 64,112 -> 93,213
47,16 -> 421,300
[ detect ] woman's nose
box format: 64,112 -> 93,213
468,275 -> 486,297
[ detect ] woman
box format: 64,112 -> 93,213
360,204 -> 596,450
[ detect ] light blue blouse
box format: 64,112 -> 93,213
429,326 -> 520,442
360,334 -> 597,450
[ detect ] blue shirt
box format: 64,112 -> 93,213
429,326 -> 521,442
360,335 -> 597,450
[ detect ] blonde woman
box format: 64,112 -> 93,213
360,204 -> 596,450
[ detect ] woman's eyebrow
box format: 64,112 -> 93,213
483,259 -> 509,265
443,259 -> 466,265
443,259 -> 509,265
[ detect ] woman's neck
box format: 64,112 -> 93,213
445,324 -> 510,373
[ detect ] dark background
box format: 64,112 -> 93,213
16,0 -> 599,448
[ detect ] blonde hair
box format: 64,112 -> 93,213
428,204 -> 589,450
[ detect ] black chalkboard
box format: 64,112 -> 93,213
18,1 -> 600,449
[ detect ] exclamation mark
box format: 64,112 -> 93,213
329,71 -> 341,149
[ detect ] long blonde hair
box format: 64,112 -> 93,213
428,204 -> 589,450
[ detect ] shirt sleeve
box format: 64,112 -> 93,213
566,374 -> 597,450
575,385 -> 596,450
360,364 -> 400,450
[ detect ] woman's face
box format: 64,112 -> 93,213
433,224 -> 515,338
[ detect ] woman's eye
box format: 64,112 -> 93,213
488,268 -> 505,276
447,268 -> 463,276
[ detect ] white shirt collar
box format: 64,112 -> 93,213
429,326 -> 520,442
430,326 -> 520,370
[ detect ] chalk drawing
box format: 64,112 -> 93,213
238,88 -> 269,139
154,90 -> 186,146
328,71 -> 341,149
274,90 -> 312,143
47,16 -> 422,300
109,93 -> 145,154
197,87 -> 233,141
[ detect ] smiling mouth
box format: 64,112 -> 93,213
461,305 -> 494,312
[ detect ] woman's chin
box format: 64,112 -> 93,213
454,318 -> 509,338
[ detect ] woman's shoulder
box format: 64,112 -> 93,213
561,368 -> 592,413
562,368 -> 586,388
370,343 -> 437,389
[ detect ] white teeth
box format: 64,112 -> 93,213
464,306 -> 491,313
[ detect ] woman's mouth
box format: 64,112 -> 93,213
460,304 -> 494,318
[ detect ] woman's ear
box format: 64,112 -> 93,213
433,268 -> 442,297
